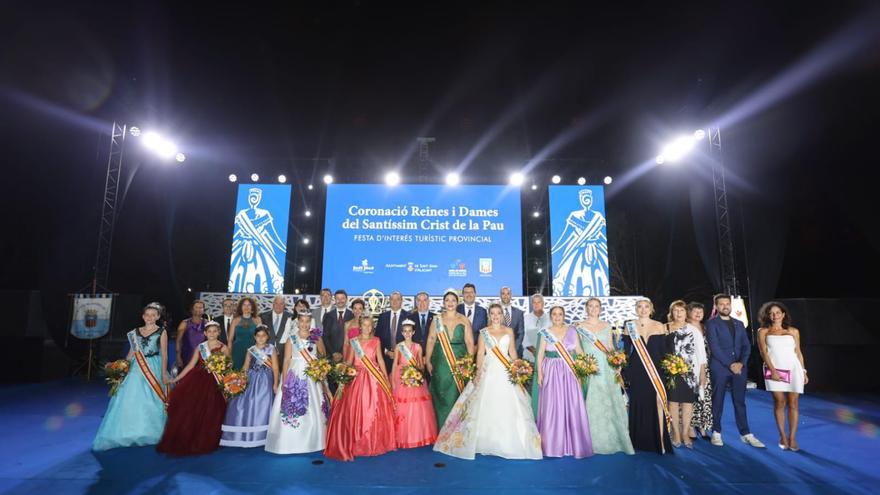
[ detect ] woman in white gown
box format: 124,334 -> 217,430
265,312 -> 331,454
434,303 -> 542,460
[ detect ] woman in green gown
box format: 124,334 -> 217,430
576,298 -> 635,455
229,296 -> 262,369
426,290 -> 475,426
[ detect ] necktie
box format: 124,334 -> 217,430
225,316 -> 231,330
467,307 -> 473,321
504,307 -> 511,326
338,311 -> 344,327
421,313 -> 426,329
274,313 -> 280,335
391,312 -> 398,337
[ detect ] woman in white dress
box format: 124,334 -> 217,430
265,311 -> 331,454
757,301 -> 807,452
434,303 -> 542,460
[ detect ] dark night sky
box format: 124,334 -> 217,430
1,1 -> 879,324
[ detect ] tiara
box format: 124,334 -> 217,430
145,302 -> 163,312
401,319 -> 416,327
204,320 -> 220,329
296,311 -> 312,318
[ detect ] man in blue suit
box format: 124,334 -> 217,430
706,294 -> 765,448
458,283 -> 487,343
500,286 -> 525,358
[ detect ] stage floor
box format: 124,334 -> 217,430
0,380 -> 877,494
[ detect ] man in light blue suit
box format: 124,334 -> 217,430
706,294 -> 765,448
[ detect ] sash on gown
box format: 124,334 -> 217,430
248,344 -> 273,367
539,328 -> 579,379
435,315 -> 464,393
199,341 -> 224,385
397,342 -> 418,367
350,338 -> 393,400
625,322 -> 671,427
481,328 -> 525,391
127,329 -> 168,405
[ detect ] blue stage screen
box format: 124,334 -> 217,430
548,185 -> 609,296
322,184 -> 523,295
227,184 -> 292,294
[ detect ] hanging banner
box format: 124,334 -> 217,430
548,185 -> 610,297
731,296 -> 749,328
227,184 -> 292,294
70,294 -> 113,339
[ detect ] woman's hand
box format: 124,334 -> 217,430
537,372 -> 543,387
804,370 -> 809,385
426,361 -> 433,374
162,372 -> 171,384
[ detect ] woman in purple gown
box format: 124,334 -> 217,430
175,300 -> 207,369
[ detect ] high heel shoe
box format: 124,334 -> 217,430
778,443 -> 788,450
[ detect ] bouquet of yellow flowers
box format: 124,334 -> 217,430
452,354 -> 477,384
401,364 -> 425,387
304,358 -> 332,383
219,370 -> 248,399
205,352 -> 232,376
507,359 -> 533,387
104,359 -> 130,396
328,362 -> 357,386
572,354 -> 600,380
607,350 -> 628,370
660,354 -> 690,390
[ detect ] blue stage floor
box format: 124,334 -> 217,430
0,380 -> 877,494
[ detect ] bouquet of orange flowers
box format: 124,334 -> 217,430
660,354 -> 690,390
572,353 -> 600,380
452,355 -> 477,384
104,359 -> 130,396
219,370 -> 248,399
507,359 -> 534,387
401,364 -> 425,387
606,350 -> 628,386
305,358 -> 332,382
205,352 -> 232,376
329,362 -> 357,386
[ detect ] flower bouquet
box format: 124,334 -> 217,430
104,359 -> 130,396
329,362 -> 357,386
606,350 -> 628,386
308,328 -> 323,343
304,357 -> 332,383
507,359 -> 534,388
452,354 -> 477,384
572,353 -> 600,380
205,352 -> 232,376
401,364 -> 425,387
660,353 -> 690,390
219,370 -> 248,399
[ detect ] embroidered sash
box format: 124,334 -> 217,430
625,322 -> 671,425
397,342 -> 418,367
128,329 -> 168,404
248,344 -> 272,367
576,325 -> 611,354
292,334 -> 314,364
350,338 -> 393,400
539,328 -> 578,378
198,341 -> 223,385
481,328 -> 525,391
435,314 -> 464,393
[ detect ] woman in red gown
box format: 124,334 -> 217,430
157,321 -> 228,456
324,316 -> 396,461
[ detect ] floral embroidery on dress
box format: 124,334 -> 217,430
320,393 -> 331,422
281,375 -> 309,428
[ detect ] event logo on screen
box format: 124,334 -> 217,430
321,184 -> 523,295
227,184 -> 292,294
548,185 -> 609,296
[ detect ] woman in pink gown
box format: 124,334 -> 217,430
391,319 -> 437,448
324,316 -> 396,461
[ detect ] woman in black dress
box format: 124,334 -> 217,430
623,298 -> 673,454
665,300 -> 708,449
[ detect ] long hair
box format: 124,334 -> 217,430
758,301 -> 792,329
236,296 -> 258,317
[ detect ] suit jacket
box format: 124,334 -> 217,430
377,309 -> 409,370
457,303 -> 487,343
503,305 -> 525,358
321,307 -> 354,358
260,310 -> 293,347
311,306 -> 334,331
215,313 -> 234,345
706,316 -> 751,372
410,311 -> 432,348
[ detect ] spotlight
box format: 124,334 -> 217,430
175,153 -> 186,163
278,174 -> 287,183
305,210 -> 312,217
323,174 -> 334,184
551,175 -> 561,184
509,172 -> 525,186
530,184 -> 538,191
294,288 -> 301,294
228,174 -> 238,183
445,172 -> 460,186
658,134 -> 697,163
577,177 -> 586,185
303,237 -> 310,245
251,173 -> 260,182
129,126 -> 141,137
187,287 -> 192,293
655,155 -> 666,165
532,210 -> 540,218
535,238 -> 542,246
307,184 -> 314,190
536,267 -> 543,274
385,171 -> 401,186
603,176 -> 613,185
694,129 -> 706,140
299,265 -> 307,273
142,132 -> 161,150
156,140 -> 177,159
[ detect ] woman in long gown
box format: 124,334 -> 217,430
265,312 -> 331,454
157,321 -> 228,456
434,304 -> 542,460
687,302 -> 714,440
532,306 -> 592,458
425,291 -> 474,426
175,300 -> 206,370
220,325 -> 279,448
341,299 -> 366,358
93,303 -> 169,450
392,319 -> 438,449
324,316 -> 396,461
229,296 -> 261,369
576,298 -> 634,455
623,298 -> 673,455
665,300 -> 707,449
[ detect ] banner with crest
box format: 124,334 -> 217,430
70,294 -> 113,339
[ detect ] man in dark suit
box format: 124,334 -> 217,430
458,283 -> 488,343
499,286 -> 525,357
215,297 -> 234,345
260,295 -> 293,364
706,293 -> 765,448
376,290 -> 408,371
321,289 -> 353,363
410,291 -> 433,347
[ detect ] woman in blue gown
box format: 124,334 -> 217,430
93,303 -> 170,450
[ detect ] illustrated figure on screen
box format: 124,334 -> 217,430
551,188 -> 609,296
228,188 -> 287,294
